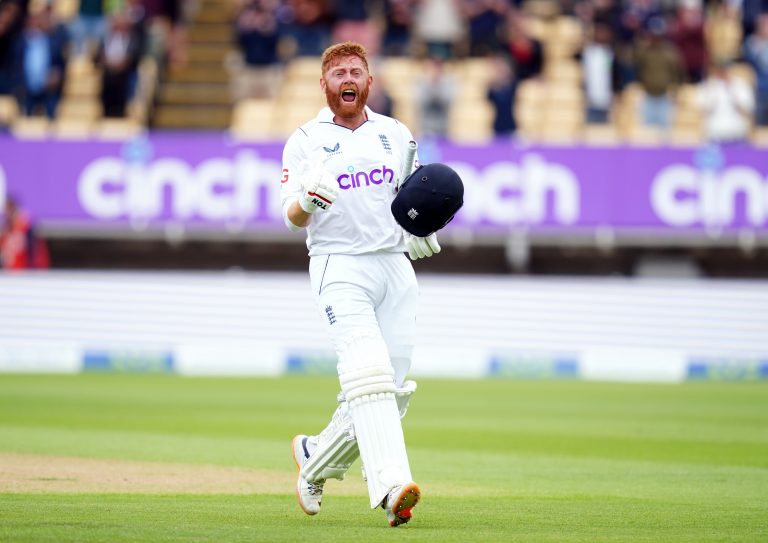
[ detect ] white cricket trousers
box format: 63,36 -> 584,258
309,252 -> 418,387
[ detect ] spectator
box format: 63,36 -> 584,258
740,0 -> 768,38
382,0 -> 414,56
367,62 -> 394,116
0,0 -> 29,94
68,0 -> 105,57
231,0 -> 281,100
413,0 -> 464,60
283,0 -> 331,57
143,0 -> 186,69
414,55 -> 456,138
696,60 -> 755,143
503,10 -> 543,81
619,0 -> 662,38
614,0 -> 663,86
633,15 -> 685,129
744,11 -> 768,125
123,0 -> 148,54
669,0 -> 708,83
486,52 -> 516,136
580,19 -> 621,123
96,10 -> 143,118
331,0 -> 382,57
1,195 -> 49,270
460,0 -> 508,57
13,5 -> 68,119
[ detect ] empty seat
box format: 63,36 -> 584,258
95,118 -> 144,140
57,99 -> 102,121
11,117 -> 50,139
0,95 -> 19,125
230,98 -> 275,140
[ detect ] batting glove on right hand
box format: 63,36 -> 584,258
299,162 -> 339,214
404,232 -> 441,260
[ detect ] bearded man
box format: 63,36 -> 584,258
279,41 -> 443,527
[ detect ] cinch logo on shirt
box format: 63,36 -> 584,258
336,165 -> 395,190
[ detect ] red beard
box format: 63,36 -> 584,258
325,83 -> 369,120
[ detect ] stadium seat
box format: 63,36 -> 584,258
230,98 -> 275,141
514,79 -> 545,139
57,98 -> 103,122
10,117 -> 50,139
271,100 -> 326,138
448,101 -> 494,143
459,57 -> 493,83
380,58 -> 419,101
669,125 -> 703,147
53,117 -> 93,139
280,79 -> 323,102
751,127 -> 768,147
0,95 -> 19,126
624,123 -> 666,147
391,101 -> 417,135
582,124 -> 620,146
545,59 -> 582,85
543,16 -> 583,61
705,13 -> 742,62
66,55 -> 97,78
64,73 -> 101,98
547,83 -> 584,108
284,56 -> 322,82
95,118 -> 144,140
526,16 -> 552,41
541,104 -> 584,144
523,0 -> 561,19
53,0 -> 78,21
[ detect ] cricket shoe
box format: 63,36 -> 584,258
383,481 -> 421,527
292,434 -> 324,515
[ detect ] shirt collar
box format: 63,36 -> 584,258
317,105 -> 375,124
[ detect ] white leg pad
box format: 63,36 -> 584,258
339,335 -> 413,508
301,402 -> 358,482
303,381 -> 418,484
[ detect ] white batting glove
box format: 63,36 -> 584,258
298,162 -> 339,214
404,232 -> 441,260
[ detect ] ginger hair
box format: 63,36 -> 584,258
321,41 -> 370,75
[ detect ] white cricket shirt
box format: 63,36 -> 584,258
281,106 -> 417,256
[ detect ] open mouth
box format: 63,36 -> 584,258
341,89 -> 357,103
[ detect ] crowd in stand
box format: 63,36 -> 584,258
1,0 -> 768,142
229,0 -> 768,143
0,0 -> 182,121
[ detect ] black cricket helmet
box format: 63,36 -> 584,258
391,163 -> 464,237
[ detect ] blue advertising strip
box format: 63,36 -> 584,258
82,350 -> 175,373
488,355 -> 580,379
285,352 -> 338,375
686,358 -> 768,381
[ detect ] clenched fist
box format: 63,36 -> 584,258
299,162 -> 339,214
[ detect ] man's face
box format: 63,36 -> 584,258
321,55 -> 372,120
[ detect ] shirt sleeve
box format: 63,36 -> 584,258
280,129 -> 308,231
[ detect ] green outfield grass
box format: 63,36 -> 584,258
0,374 -> 766,542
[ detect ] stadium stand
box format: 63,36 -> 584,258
143,0 -> 234,130
1,0 -> 767,277
0,0 -> 764,146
